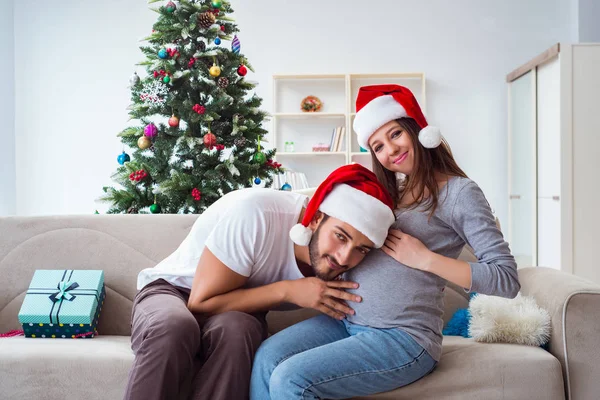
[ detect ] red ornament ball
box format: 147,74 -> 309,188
203,132 -> 217,148
168,115 -> 180,127
237,64 -> 248,77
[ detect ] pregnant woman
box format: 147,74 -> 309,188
250,84 -> 520,399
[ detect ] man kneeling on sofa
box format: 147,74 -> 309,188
124,164 -> 395,400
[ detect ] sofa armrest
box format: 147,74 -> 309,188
519,267 -> 600,400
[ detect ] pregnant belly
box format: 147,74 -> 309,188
342,251 -> 442,328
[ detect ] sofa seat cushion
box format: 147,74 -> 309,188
0,335 -> 565,400
352,336 -> 565,399
0,335 -> 133,399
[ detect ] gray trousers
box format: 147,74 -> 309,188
124,279 -> 268,400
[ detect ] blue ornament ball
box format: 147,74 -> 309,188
214,37 -> 221,45
254,177 -> 261,185
117,151 -> 130,165
281,183 -> 292,191
158,49 -> 168,59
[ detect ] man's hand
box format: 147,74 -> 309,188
283,278 -> 362,320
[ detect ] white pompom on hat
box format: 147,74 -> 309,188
353,84 -> 442,150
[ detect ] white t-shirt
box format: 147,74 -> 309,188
137,188 -> 308,291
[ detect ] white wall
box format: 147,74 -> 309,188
14,0 -> 156,217
0,0 -> 15,216
569,0 -> 600,42
13,0 -> 576,229
578,0 -> 600,42
571,0 -> 580,41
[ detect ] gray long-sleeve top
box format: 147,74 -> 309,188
344,177 -> 520,361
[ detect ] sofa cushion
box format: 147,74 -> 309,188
0,335 -> 564,400
0,336 -> 133,399
353,336 -> 565,400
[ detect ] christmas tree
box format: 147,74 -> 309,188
100,0 -> 283,214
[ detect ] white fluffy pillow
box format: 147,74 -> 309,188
468,293 -> 551,346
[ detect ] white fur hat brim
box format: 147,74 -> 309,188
289,184 -> 395,248
353,95 -> 406,149
353,95 -> 442,150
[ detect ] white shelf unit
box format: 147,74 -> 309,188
270,73 -> 426,187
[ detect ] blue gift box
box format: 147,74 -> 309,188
18,270 -> 105,339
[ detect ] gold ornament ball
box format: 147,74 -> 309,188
209,64 -> 221,77
138,136 -> 152,149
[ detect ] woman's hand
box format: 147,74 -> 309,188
381,229 -> 433,271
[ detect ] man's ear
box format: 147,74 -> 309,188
307,211 -> 325,230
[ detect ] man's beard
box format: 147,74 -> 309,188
308,223 -> 337,281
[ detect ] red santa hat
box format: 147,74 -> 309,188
353,84 -> 442,150
289,164 -> 395,248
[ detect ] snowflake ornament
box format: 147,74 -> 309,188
139,81 -> 169,106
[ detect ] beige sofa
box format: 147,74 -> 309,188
1,215 -> 599,400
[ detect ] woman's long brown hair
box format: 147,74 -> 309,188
370,118 -> 468,216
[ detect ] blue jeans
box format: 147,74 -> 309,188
250,314 -> 436,399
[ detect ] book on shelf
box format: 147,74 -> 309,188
273,171 -> 310,190
336,126 -> 345,151
328,127 -> 336,151
327,126 -> 346,152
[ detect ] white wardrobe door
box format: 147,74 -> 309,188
537,58 -> 561,198
537,197 -> 561,269
536,56 -> 561,270
509,70 -> 537,267
572,45 -> 600,284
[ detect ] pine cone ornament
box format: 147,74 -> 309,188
127,206 -> 139,214
218,77 -> 229,88
196,41 -> 206,52
212,121 -> 229,132
198,12 -> 216,29
203,57 -> 214,68
234,137 -> 246,147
